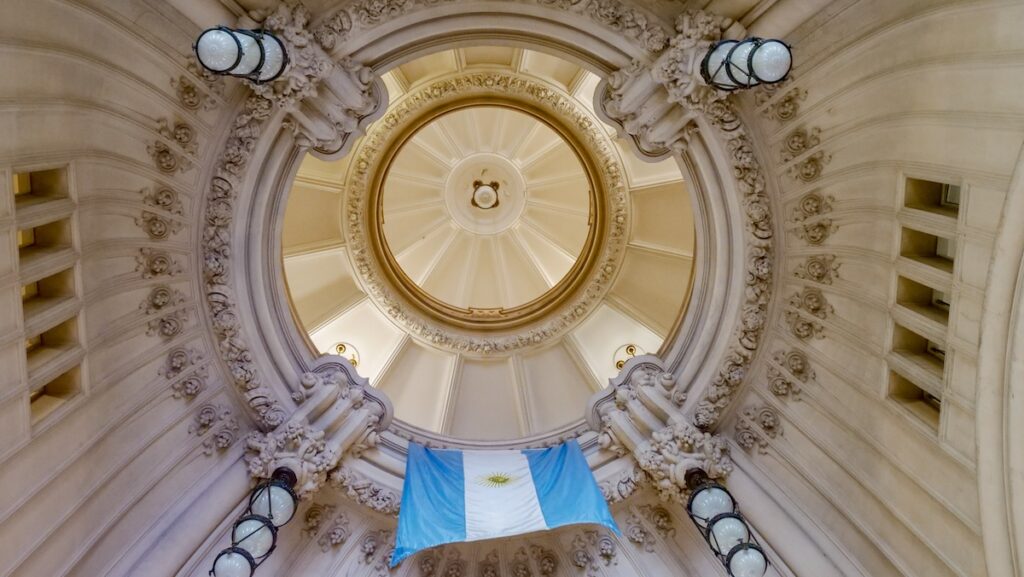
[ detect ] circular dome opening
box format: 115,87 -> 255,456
280,46 -> 696,442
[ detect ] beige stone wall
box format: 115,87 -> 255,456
733,1 -> 1024,576
0,1 -> 249,575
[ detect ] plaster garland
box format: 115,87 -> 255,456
341,71 -> 629,354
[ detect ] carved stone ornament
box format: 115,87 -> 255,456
200,0 -> 388,430
789,287 -> 834,319
511,547 -> 532,577
635,419 -> 733,503
313,0 -> 669,54
788,150 -> 831,183
596,9 -> 776,429
245,421 -> 337,498
767,366 -> 800,400
330,465 -> 400,516
139,285 -> 185,315
791,191 -> 834,221
146,308 -> 189,340
599,463 -> 647,503
188,404 -> 239,455
775,348 -> 815,382
147,140 -> 192,173
640,504 -> 675,538
758,85 -> 806,123
157,118 -> 198,155
135,248 -> 183,279
530,544 -> 558,577
780,126 -> 820,163
136,211 -> 183,240
159,346 -> 204,380
342,71 -> 628,354
172,366 -> 208,400
140,186 -> 184,215
479,550 -> 500,577
171,75 -> 209,111
793,254 -> 840,284
735,405 -> 781,455
785,309 -> 824,341
625,512 -> 655,552
569,530 -> 617,576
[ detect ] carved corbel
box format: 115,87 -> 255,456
247,1 -> 387,159
243,366 -> 390,497
634,418 -> 733,503
595,9 -> 742,160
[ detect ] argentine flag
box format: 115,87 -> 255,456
392,440 -> 619,565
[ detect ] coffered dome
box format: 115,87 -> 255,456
281,47 -> 696,441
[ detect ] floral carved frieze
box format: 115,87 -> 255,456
341,71 -> 629,354
314,0 -> 669,54
329,465 -> 400,516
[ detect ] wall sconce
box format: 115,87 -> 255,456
701,38 -> 792,91
613,344 -> 644,370
210,468 -> 299,577
685,468 -> 768,577
334,342 -> 360,367
194,26 -> 287,84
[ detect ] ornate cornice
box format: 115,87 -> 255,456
596,9 -> 775,430
342,71 -> 630,354
313,0 -> 669,54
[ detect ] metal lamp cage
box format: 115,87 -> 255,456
194,26 -> 288,84
700,37 -> 793,91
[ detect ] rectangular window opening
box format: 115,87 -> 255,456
30,365 -> 81,426
900,227 -> 955,273
896,276 -> 950,325
889,370 -> 940,430
904,177 -> 961,218
12,167 -> 69,210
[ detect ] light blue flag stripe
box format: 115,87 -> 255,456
393,440 -> 619,567
392,444 -> 466,565
524,440 -> 621,535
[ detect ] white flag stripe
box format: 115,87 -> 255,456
463,450 -> 548,541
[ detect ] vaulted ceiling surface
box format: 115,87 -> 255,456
281,47 -> 696,441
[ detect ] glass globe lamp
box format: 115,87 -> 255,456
726,543 -> 769,577
247,468 -> 299,527
701,37 -> 792,91
210,547 -> 255,577
194,27 -> 288,84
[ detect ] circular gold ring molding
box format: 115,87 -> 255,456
368,99 -> 605,331
341,71 -> 629,355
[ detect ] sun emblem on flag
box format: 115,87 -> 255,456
477,472 -> 516,488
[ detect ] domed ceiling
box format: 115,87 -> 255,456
282,47 -> 695,441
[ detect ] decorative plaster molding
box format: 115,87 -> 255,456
140,186 -> 183,215
757,85 -> 806,123
329,465 -> 400,516
189,403 -> 239,455
787,150 -> 831,183
766,366 -> 800,400
569,530 -> 617,576
139,285 -> 185,315
172,367 -> 208,400
625,512 -> 656,552
313,0 -> 669,54
596,10 -> 775,430
135,248 -> 183,279
793,254 -> 840,284
159,345 -> 204,380
147,140 -> 191,173
775,348 -> 815,382
734,405 -> 781,454
635,419 -> 732,503
341,71 -> 629,354
157,118 -> 198,155
479,550 -> 501,577
789,287 -> 833,320
171,75 -> 212,111
785,309 -> 824,340
599,463 -> 647,503
780,126 -> 821,163
791,191 -> 834,221
146,307 -> 189,340
797,219 -> 837,246
200,2 -> 386,431
530,544 -> 559,576
136,211 -> 183,240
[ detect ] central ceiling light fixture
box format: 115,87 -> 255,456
471,179 -> 500,210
